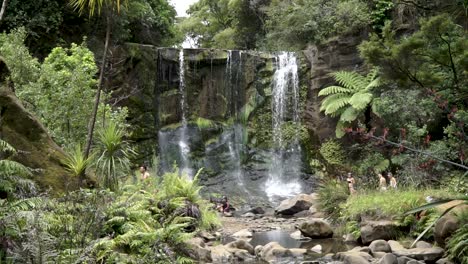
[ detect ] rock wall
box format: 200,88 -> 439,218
303,33 -> 365,142
0,60 -> 75,193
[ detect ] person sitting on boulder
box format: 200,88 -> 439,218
215,196 -> 230,213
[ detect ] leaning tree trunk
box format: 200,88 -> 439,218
83,14 -> 112,162
0,0 -> 8,25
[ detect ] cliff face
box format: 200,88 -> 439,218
0,60 -> 75,193
303,34 -> 365,143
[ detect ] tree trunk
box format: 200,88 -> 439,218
0,0 -> 8,25
83,14 -> 112,161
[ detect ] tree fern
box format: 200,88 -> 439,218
319,68 -> 381,137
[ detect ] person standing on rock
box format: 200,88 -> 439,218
347,172 -> 356,195
388,172 -> 397,189
378,173 -> 387,191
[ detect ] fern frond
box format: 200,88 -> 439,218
349,92 -> 373,110
335,121 -> 348,138
365,77 -> 381,91
318,86 -> 353,96
331,71 -> 367,91
0,160 -> 32,177
324,97 -> 351,115
320,94 -> 350,112
0,139 -> 16,153
339,106 -> 360,122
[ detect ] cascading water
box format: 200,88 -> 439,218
265,52 -> 302,200
225,51 -> 246,189
178,49 -> 192,177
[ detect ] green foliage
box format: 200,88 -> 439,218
319,68 -> 380,137
95,121 -> 135,191
62,145 -> 95,178
370,0 -> 394,31
342,188 -> 457,221
317,179 -> 349,218
69,0 -> 128,16
195,117 -> 215,130
179,0 -> 265,49
263,0 -> 371,50
447,223 -> 468,264
319,140 -> 346,167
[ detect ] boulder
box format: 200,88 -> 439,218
335,251 -> 372,264
294,210 -> 311,217
379,253 -> 398,264
299,218 -> 333,238
388,240 -> 405,252
414,241 -> 432,249
257,242 -> 292,263
0,76 -> 76,193
393,247 -> 444,262
373,252 -> 387,258
406,261 -> 424,264
275,194 -> 315,215
199,231 -> 216,241
246,206 -> 265,215
185,237 -> 212,262
210,245 -> 232,262
434,214 -> 459,246
344,234 -> 358,243
349,246 -> 371,254
225,240 -> 254,255
360,221 -> 400,244
369,240 -> 391,253
289,248 -> 307,257
232,229 -> 252,238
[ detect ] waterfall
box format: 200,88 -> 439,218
178,49 -> 192,177
265,52 -> 302,200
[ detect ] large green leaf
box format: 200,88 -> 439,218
320,93 -> 350,111
349,92 -> 373,110
404,198 -> 467,215
339,106 -> 360,122
318,86 -> 353,96
324,96 -> 351,115
331,71 -> 367,91
335,121 -> 347,138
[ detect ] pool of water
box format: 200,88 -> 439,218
223,230 -> 356,263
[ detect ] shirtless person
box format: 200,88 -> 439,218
347,172 -> 356,195
388,172 -> 397,189
378,173 -> 387,191
140,165 -> 150,180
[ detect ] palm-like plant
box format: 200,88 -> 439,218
94,121 -> 135,191
62,144 -> 94,178
319,68 -> 381,137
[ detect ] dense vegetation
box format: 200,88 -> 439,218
0,0 -> 467,262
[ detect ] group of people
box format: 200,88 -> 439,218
346,171 -> 397,195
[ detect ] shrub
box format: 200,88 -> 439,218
317,179 -> 349,218
447,224 -> 468,264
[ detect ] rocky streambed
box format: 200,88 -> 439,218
185,193 -> 455,264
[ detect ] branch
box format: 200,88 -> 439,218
348,130 -> 468,171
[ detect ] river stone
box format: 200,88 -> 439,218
435,257 -> 455,264
246,206 -> 265,215
397,256 -> 415,264
392,247 -> 444,262
373,252 -> 387,258
289,248 -> 307,257
199,231 -> 216,241
379,253 -> 398,264
350,246 -> 371,254
232,229 -> 253,238
242,212 -> 256,218
299,218 -> 333,238
225,240 -> 254,254
406,261 -> 424,264
336,252 -> 372,264
369,240 -> 391,253
360,221 -> 400,244
388,240 -> 405,252
211,245 -> 232,262
290,230 -> 311,241
185,237 -> 212,262
275,194 -> 315,215
227,248 -> 255,261
414,241 -> 432,248
311,244 -> 322,253
258,241 -> 292,262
